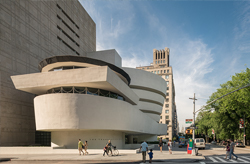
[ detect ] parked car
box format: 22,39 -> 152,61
235,141 -> 245,147
194,138 -> 205,149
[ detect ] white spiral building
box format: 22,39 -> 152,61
11,51 -> 168,149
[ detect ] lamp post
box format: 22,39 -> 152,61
189,93 -> 197,156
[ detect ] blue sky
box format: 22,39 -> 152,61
80,0 -> 250,130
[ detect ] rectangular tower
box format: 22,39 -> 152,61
136,47 -> 178,140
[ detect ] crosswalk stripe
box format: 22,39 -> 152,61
241,156 -> 250,160
208,157 -> 218,162
237,158 -> 249,163
215,157 -> 228,163
207,156 -> 250,163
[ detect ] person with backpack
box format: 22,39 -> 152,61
78,139 -> 84,155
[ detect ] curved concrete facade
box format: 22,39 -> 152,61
122,68 -> 167,123
12,55 -> 168,149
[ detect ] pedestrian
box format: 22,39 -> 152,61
228,139 -> 238,160
168,139 -> 172,154
103,144 -> 108,156
174,140 -> 176,147
158,138 -> 163,152
225,141 -> 230,159
84,141 -> 88,155
106,140 -> 113,156
140,140 -> 148,163
148,149 -> 153,163
78,139 -> 84,155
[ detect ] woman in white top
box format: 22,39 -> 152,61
168,139 -> 172,154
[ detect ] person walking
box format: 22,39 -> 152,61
168,139 -> 172,154
140,141 -> 148,163
103,144 -> 108,156
78,139 -> 84,155
148,149 -> 153,163
228,139 -> 238,160
84,141 -> 88,155
106,140 -> 113,156
159,138 -> 163,152
225,141 -> 230,159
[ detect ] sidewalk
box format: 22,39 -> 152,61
0,145 -> 204,163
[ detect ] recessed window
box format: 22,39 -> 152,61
163,60 -> 165,63
157,70 -> 159,74
167,70 -> 169,73
167,87 -> 169,90
165,110 -> 169,114
165,75 -> 169,79
155,61 -> 157,64
165,104 -> 169,108
165,116 -> 169,119
166,98 -> 169,102
166,81 -> 169,85
166,92 -> 169,96
164,70 -> 166,73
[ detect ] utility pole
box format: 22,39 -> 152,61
189,93 -> 197,156
244,114 -> 246,146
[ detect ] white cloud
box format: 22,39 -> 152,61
80,0 -> 135,51
122,52 -> 149,68
170,39 -> 216,129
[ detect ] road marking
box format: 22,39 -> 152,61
208,157 -> 218,162
200,162 -> 206,164
237,158 -> 249,163
215,157 -> 227,162
241,156 -> 250,160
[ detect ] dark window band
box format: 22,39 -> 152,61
38,55 -> 131,85
47,87 -> 125,101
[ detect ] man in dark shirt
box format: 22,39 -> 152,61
229,139 -> 238,160
106,140 -> 113,155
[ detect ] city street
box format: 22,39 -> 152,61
2,144 -> 250,164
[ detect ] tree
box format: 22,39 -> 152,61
196,68 -> 250,141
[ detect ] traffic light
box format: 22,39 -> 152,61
185,129 -> 193,135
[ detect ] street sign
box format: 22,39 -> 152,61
185,119 -> 193,124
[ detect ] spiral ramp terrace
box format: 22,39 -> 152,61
11,54 -> 168,149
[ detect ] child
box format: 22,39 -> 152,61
148,149 -> 153,163
225,141 -> 230,159
103,144 -> 108,156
